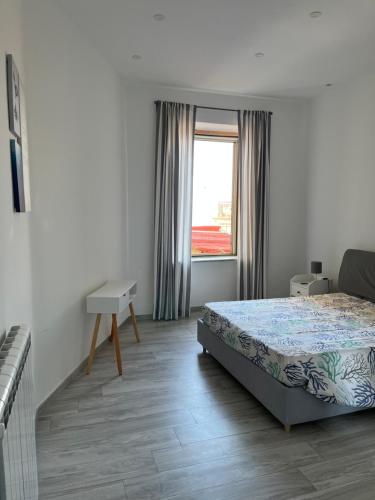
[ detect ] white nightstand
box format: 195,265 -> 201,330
290,274 -> 329,297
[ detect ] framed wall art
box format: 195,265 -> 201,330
6,54 -> 21,139
10,139 -> 26,212
19,81 -> 31,211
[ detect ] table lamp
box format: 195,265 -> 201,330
311,261 -> 322,280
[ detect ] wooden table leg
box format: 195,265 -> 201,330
86,313 -> 101,375
129,302 -> 140,343
112,313 -> 123,376
109,321 -> 113,342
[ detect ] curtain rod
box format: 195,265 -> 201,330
154,99 -> 273,115
196,105 -> 273,115
154,101 -> 273,115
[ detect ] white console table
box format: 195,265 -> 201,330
86,280 -> 140,375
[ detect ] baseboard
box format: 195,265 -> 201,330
191,306 -> 203,312
135,308 -> 202,321
135,313 -> 153,321
36,334 -> 112,416
37,315 -> 131,413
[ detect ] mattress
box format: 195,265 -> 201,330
203,293 -> 375,407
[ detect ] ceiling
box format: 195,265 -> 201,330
54,0 -> 375,97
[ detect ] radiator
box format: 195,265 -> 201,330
0,326 -> 38,500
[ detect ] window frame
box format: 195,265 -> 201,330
192,130 -> 238,258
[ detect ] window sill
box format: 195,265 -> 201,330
192,256 -> 238,263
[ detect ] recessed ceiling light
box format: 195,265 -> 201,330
309,11 -> 322,18
132,54 -> 142,60
255,52 -> 265,58
153,13 -> 165,21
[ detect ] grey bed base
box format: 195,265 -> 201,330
198,319 -> 368,430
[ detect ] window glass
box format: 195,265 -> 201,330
192,137 -> 237,256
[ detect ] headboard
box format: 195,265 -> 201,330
339,249 -> 375,302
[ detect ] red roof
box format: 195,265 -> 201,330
192,226 -> 232,255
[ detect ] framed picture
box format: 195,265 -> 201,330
6,54 -> 21,139
10,139 -> 26,212
19,81 -> 31,211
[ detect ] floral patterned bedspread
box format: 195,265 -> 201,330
202,293 -> 375,407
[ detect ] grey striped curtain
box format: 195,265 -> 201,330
153,101 -> 196,320
237,110 -> 271,300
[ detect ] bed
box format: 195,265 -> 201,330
197,249 -> 375,430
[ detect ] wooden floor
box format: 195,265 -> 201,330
37,314 -> 375,500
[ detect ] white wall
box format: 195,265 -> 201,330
191,260 -> 237,307
21,0 -> 127,407
0,0 -> 33,343
124,83 -> 310,314
0,0 -> 313,407
306,73 -> 375,286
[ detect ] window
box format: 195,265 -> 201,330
192,132 -> 238,256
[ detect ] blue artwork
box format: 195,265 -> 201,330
6,54 -> 21,139
10,139 -> 25,212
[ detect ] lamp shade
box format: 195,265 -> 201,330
311,261 -> 322,275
